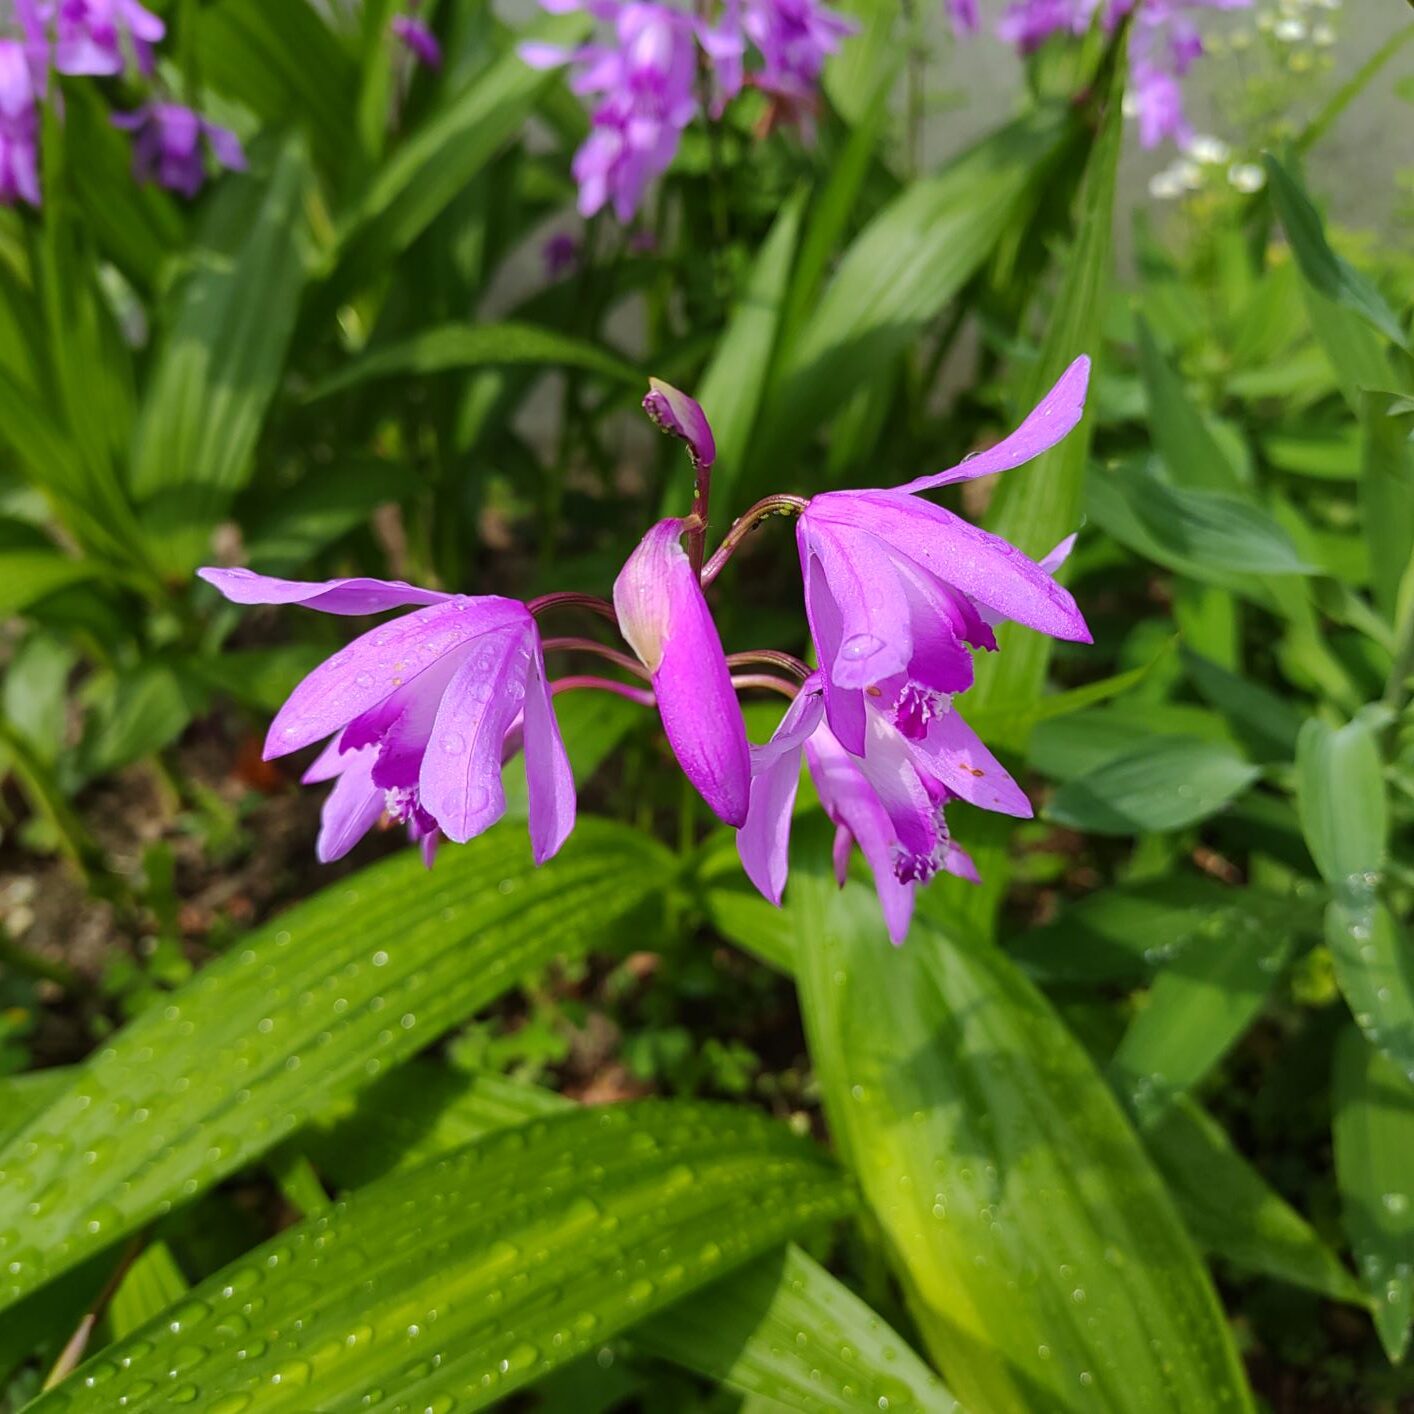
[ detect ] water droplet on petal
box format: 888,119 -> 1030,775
841,633 -> 885,662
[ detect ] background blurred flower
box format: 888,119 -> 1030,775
111,102 -> 246,198
0,39 -> 40,207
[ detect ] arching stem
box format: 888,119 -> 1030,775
701,494 -> 808,588
730,673 -> 800,700
726,649 -> 811,681
542,636 -> 651,680
550,676 -> 655,707
528,591 -> 619,624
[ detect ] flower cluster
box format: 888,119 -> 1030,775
0,0 -> 245,206
991,0 -> 1250,149
519,0 -> 854,222
200,358 -> 1092,944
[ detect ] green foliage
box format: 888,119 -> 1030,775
2,1 -> 1412,1407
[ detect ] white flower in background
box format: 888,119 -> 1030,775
1149,168 -> 1187,200
1312,22 -> 1335,45
1274,16 -> 1307,41
1185,134 -> 1231,165
1228,162 -> 1266,193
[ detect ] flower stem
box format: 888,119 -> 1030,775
701,494 -> 808,588
730,673 -> 799,700
550,676 -> 656,707
726,649 -> 811,681
528,591 -> 619,624
542,636 -> 651,680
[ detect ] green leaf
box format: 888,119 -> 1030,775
130,140 -> 311,571
1295,715 -> 1387,896
196,0 -> 361,187
105,1242 -> 188,1341
639,1245 -> 959,1413
1045,736 -> 1261,836
1327,900 -> 1414,1092
1333,1027 -> 1414,1363
77,662 -> 202,779
1093,463 -> 1314,577
1005,876 -> 1311,988
182,646 -> 326,716
937,50 -> 1123,938
308,1065 -> 942,1411
747,106 -> 1074,490
1360,389 -> 1414,621
331,16 -> 589,293
1135,317 -> 1244,494
1264,155 -> 1409,352
0,551 -> 98,616
0,820 -> 672,1314
304,321 -> 640,402
792,864 -> 1254,1413
0,1067 -> 73,1147
37,1103 -> 853,1412
1182,649 -> 1304,764
1146,1097 -> 1365,1306
693,191 -> 804,519
703,883 -> 797,975
1106,899 -> 1301,1126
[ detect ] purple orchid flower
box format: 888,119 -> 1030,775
945,0 -> 980,35
111,103 -> 246,199
543,231 -> 581,278
614,377 -> 750,825
0,39 -> 41,208
48,0 -> 164,75
521,0 -> 698,222
392,14 -> 442,68
738,0 -> 856,122
738,675 -> 998,944
614,521 -> 752,827
197,568 -> 576,867
796,356 -> 1092,758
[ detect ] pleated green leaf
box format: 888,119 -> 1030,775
1107,908 -> 1301,1126
1296,715 -> 1388,895
1264,155 -> 1409,352
35,1103 -> 853,1413
307,1062 -> 942,1411
0,820 -> 672,1315
1333,1027 -> 1414,1363
304,322 -> 640,402
639,1244 -> 958,1413
1327,899 -> 1414,1090
1359,388 -> 1414,620
331,16 -> 589,293
747,105 -> 1074,487
693,191 -> 804,519
941,46 -> 1124,937
1147,1097 -> 1364,1306
1046,736 -> 1260,836
791,865 -> 1254,1413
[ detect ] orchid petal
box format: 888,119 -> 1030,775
522,644 -> 576,864
737,684 -> 824,905
797,518 -> 912,692
975,531 -> 1078,629
913,707 -> 1033,818
198,567 -> 451,616
806,728 -> 914,944
614,519 -> 751,826
812,490 -> 1090,643
896,356 -> 1090,492
313,747 -> 385,863
801,549 -> 867,756
944,840 -> 980,883
419,624 -> 533,843
266,597 -> 528,758
642,377 -> 716,473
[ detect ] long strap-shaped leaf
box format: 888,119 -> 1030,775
32,1102 -> 853,1412
791,864 -> 1254,1413
0,820 -> 672,1315
304,1062 -> 955,1412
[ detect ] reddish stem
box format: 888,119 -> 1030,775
528,591 -> 619,624
730,673 -> 800,699
551,676 -> 656,707
701,494 -> 808,588
726,649 -> 811,681
542,636 -> 650,680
